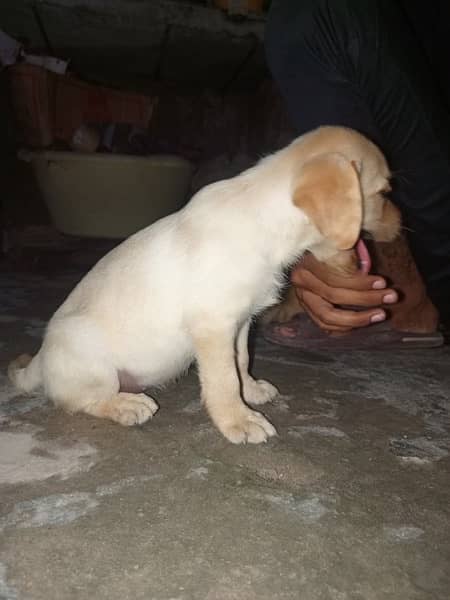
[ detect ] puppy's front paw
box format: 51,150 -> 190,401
220,408 -> 277,444
244,379 -> 279,405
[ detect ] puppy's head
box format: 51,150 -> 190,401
293,140 -> 401,274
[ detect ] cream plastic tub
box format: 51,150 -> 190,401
28,152 -> 193,239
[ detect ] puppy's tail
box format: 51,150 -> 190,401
8,353 -> 42,393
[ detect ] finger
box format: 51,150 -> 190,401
296,288 -> 351,332
294,268 -> 398,307
301,290 -> 387,329
302,304 -> 354,333
292,258 -> 387,291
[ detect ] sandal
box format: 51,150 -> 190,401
262,313 -> 444,351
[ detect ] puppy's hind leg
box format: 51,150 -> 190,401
52,372 -> 159,426
42,338 -> 158,426
84,392 -> 159,426
236,319 -> 279,406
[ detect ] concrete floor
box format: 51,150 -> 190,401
1,254 -> 449,600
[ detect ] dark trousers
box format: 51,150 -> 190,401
265,0 -> 450,324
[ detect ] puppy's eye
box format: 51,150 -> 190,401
380,184 -> 392,195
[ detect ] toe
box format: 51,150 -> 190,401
221,410 -> 277,444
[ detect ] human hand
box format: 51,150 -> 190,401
291,252 -> 398,333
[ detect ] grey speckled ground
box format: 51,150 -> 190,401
1,262 -> 449,600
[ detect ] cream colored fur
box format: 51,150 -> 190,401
9,126 -> 398,443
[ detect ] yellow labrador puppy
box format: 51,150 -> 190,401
9,126 -> 400,444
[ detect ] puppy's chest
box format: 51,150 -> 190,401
250,272 -> 285,314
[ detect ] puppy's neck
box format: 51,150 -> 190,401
238,157 -> 319,269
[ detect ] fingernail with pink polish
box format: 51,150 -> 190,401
371,313 -> 386,323
383,293 -> 397,304
372,280 -> 386,289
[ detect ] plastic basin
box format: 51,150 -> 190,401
28,152 -> 193,239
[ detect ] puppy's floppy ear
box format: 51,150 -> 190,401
293,153 -> 363,250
